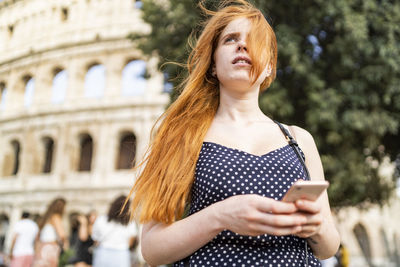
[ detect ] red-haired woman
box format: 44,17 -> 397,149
33,198 -> 67,267
129,0 -> 340,266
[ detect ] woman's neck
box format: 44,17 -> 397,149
215,86 -> 267,124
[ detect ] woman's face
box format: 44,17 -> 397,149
213,17 -> 269,92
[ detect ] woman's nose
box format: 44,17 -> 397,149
237,40 -> 247,52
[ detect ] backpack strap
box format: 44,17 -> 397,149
273,120 -> 310,180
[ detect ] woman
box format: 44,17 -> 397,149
33,198 -> 67,267
92,195 -> 137,267
129,0 -> 340,266
71,211 -> 97,267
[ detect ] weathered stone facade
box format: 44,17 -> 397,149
0,0 -> 168,254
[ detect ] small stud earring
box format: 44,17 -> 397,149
211,67 -> 217,78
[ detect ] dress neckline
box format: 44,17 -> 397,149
202,141 -> 290,158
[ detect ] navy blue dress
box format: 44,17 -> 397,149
174,141 -> 322,267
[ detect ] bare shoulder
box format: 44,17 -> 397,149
288,125 -> 320,157
50,214 -> 62,224
289,125 -> 315,146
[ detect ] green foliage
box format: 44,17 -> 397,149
130,0 -> 400,207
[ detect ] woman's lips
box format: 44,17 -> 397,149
232,56 -> 252,65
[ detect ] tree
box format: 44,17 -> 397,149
130,0 -> 400,207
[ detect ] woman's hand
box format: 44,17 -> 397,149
215,194 -> 308,236
293,199 -> 323,238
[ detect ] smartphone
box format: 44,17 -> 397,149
282,180 -> 329,202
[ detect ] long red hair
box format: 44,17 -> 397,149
129,0 -> 278,224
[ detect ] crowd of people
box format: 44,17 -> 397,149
3,195 -> 138,267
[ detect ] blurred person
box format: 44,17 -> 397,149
320,256 -> 338,267
0,251 -> 8,267
70,211 -> 97,267
92,195 -> 137,267
9,211 -> 38,267
128,0 -> 340,266
33,197 -> 67,267
68,212 -> 80,255
336,243 -> 349,267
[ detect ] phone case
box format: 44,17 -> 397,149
282,180 -> 329,202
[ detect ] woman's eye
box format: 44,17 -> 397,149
225,37 -> 237,43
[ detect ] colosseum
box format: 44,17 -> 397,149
0,0 -> 168,258
1,0 -> 400,266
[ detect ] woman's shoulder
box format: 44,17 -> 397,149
287,124 -> 315,145
288,124 -> 321,160
49,214 -> 62,224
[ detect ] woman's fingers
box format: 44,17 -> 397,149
255,212 -> 306,227
295,225 -> 321,238
256,198 -> 298,214
220,194 -> 325,237
295,199 -> 321,214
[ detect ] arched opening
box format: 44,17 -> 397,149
51,68 -> 68,104
379,228 -> 391,260
0,214 -> 9,251
2,140 -> 21,176
393,233 -> 400,266
116,132 -> 136,169
78,134 -> 93,172
84,64 -> 105,98
42,137 -> 54,173
0,82 -> 7,110
353,223 -> 373,267
23,75 -> 35,108
10,140 -> 21,176
121,60 -> 147,96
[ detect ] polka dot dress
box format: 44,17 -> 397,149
174,142 -> 322,267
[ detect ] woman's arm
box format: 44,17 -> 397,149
142,194 -> 309,266
292,126 -> 341,259
51,215 -> 67,247
77,215 -> 89,241
9,234 -> 17,259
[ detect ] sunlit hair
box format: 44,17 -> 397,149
108,195 -> 131,225
129,0 -> 278,224
38,197 -> 66,230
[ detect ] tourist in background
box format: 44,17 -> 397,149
92,195 -> 137,267
70,210 -> 97,267
33,197 -> 67,267
9,211 -> 38,267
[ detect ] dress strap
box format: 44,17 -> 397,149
273,120 -> 310,180
274,120 -> 311,266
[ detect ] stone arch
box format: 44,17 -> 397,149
0,81 -> 6,110
121,59 -> 147,96
379,227 -> 391,260
0,213 -> 9,251
84,62 -> 106,98
51,66 -> 68,104
78,133 -> 93,172
41,136 -> 55,174
353,222 -> 373,266
2,139 -> 21,177
22,74 -> 35,108
12,74 -> 33,109
116,130 -> 136,169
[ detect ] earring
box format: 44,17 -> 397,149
265,66 -> 272,77
211,66 -> 217,78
